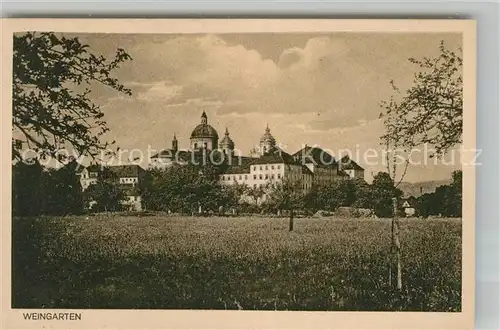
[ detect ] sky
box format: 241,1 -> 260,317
70,32 -> 462,183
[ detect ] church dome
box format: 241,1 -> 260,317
190,111 -> 219,139
190,124 -> 219,139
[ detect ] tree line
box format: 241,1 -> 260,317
12,159 -> 462,219
416,170 -> 462,218
12,160 -> 127,216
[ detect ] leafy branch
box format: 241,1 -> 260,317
12,32 -> 133,162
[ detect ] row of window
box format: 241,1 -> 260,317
221,173 -> 283,181
252,165 -> 281,171
120,177 -> 138,183
221,174 -> 247,181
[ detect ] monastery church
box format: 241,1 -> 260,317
150,111 -> 365,192
77,111 -> 364,211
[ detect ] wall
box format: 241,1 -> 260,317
190,137 -> 217,151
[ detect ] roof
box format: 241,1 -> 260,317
292,146 -> 337,168
189,149 -> 226,165
62,159 -> 85,174
338,170 -> 350,177
221,164 -> 251,175
86,164 -> 107,172
339,155 -> 364,171
249,147 -> 300,165
301,165 -> 314,176
226,155 -> 254,166
108,164 -> 145,178
402,196 -> 417,208
190,124 -> 219,139
151,149 -> 191,161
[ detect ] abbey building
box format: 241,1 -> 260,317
149,112 -> 365,194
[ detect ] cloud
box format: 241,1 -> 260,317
100,33 -> 459,133
136,81 -> 183,102
166,97 -> 224,109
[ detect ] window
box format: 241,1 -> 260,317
259,166 -> 262,170
271,174 -> 274,179
265,165 -> 268,170
253,166 -> 257,171
194,143 -> 197,148
265,174 -> 269,179
259,174 -> 263,180
278,174 -> 281,179
245,175 -> 247,180
253,175 -> 257,180
253,184 -> 257,188
271,165 -> 274,170
239,175 -> 242,180
277,165 -> 281,169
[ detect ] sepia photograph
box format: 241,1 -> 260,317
2,19 -> 476,329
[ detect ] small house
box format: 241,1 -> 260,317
402,196 -> 417,217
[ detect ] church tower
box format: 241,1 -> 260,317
172,133 -> 178,153
259,124 -> 276,155
219,127 -> 235,156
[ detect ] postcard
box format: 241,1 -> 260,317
1,18 -> 476,329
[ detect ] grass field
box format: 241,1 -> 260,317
12,215 -> 462,311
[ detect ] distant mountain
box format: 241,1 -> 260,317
398,179 -> 452,198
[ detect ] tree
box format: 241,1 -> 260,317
245,185 -> 266,207
351,178 -> 374,209
12,32 -> 132,162
306,181 -> 347,212
12,160 -> 45,216
41,164 -> 84,215
416,170 -> 462,218
84,179 -> 125,212
264,179 -> 304,231
447,170 -> 462,217
380,41 -> 463,157
379,41 -> 462,291
141,165 -> 237,215
12,159 -> 84,216
217,183 -> 246,213
371,172 -> 403,218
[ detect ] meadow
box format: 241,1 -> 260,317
12,215 -> 462,311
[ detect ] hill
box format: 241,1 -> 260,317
398,179 -> 452,198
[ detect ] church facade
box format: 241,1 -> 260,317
148,111 -> 365,195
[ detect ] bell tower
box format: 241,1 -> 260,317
219,127 -> 235,156
172,133 -> 178,152
259,124 -> 276,155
